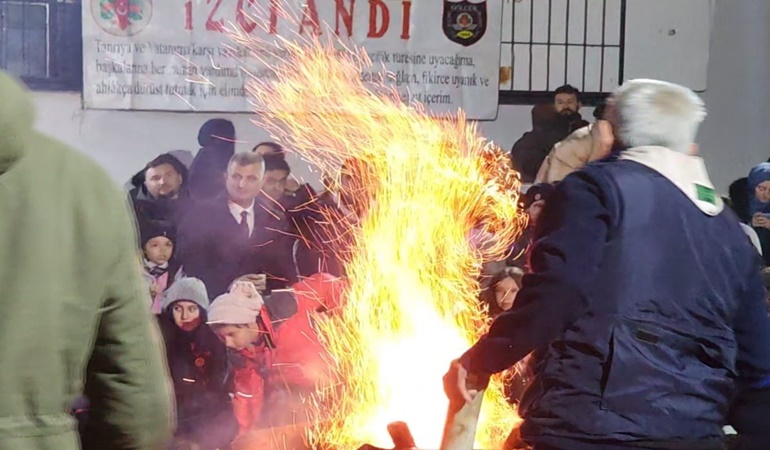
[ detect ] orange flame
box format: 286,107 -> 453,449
230,18 -> 526,450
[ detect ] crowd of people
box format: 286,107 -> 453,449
118,118 -> 361,449
121,120 -> 536,449
122,114 -> 542,449
110,84 -> 770,450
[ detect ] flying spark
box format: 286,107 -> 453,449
229,12 -> 526,450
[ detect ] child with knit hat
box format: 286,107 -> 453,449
158,277 -> 237,450
140,219 -> 183,313
207,273 -> 344,435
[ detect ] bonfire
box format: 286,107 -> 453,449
224,10 -> 527,450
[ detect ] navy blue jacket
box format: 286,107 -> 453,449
461,159 -> 770,449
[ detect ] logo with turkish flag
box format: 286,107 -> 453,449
91,0 -> 153,36
442,0 -> 488,47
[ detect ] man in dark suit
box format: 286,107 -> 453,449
178,152 -> 297,299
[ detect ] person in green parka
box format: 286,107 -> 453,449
0,71 -> 174,449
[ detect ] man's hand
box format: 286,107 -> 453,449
231,274 -> 268,293
443,359 -> 488,405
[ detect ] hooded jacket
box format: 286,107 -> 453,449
747,163 -> 770,217
187,119 -> 236,202
128,152 -> 191,230
226,274 -> 345,433
745,163 -> 770,265
0,71 -> 172,450
158,279 -> 237,450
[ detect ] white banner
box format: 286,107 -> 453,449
82,0 -> 503,119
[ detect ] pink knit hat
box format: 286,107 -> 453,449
207,281 -> 265,325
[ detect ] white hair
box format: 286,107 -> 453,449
609,79 -> 706,153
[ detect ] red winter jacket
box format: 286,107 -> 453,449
231,273 -> 345,433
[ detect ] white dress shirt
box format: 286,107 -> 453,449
228,200 -> 255,236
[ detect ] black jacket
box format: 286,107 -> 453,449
157,311 -> 237,449
177,196 -> 297,299
127,155 -> 191,230
511,112 -> 586,183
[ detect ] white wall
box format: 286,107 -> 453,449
32,92 -> 541,188
697,0 -> 770,192
31,0 -> 768,193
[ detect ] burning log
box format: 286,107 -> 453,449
439,374 -> 488,450
387,421 -> 417,449
358,421 -> 418,450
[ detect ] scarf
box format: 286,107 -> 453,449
144,259 -> 169,277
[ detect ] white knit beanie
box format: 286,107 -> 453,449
207,281 -> 265,325
161,278 -> 210,312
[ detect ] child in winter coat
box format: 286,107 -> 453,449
158,278 -> 238,450
480,267 -> 533,413
140,220 -> 183,314
207,273 -> 344,435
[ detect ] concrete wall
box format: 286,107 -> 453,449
30,0 -> 767,193
697,0 -> 770,191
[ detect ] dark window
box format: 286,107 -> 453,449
0,0 -> 82,91
499,0 -> 627,105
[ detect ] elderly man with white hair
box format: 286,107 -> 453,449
445,79 -> 770,450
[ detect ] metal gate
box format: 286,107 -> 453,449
499,0 -> 627,104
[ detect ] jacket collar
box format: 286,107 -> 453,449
620,146 -> 723,216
